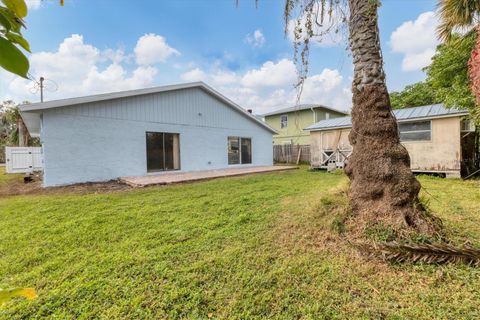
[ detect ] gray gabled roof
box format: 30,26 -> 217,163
262,104 -> 348,117
20,82 -> 277,134
305,104 -> 469,131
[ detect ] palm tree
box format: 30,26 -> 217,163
285,0 -> 439,236
0,101 -> 28,147
437,0 -> 480,105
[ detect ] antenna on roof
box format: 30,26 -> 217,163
29,76 -> 58,102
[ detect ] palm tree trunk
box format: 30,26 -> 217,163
17,118 -> 27,147
345,0 -> 439,235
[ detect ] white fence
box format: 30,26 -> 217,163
5,147 -> 43,174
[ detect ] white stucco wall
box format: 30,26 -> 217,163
40,87 -> 273,186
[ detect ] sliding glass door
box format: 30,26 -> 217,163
146,132 -> 180,172
228,136 -> 252,165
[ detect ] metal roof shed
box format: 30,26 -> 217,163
304,104 -> 476,178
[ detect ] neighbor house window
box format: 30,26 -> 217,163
398,121 -> 431,142
228,137 -> 252,164
280,115 -> 288,128
146,132 -> 180,172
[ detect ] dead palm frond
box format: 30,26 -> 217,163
357,241 -> 480,266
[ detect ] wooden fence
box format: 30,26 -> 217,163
273,144 -> 310,164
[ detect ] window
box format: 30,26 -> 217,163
228,137 -> 252,164
280,115 -> 288,128
398,121 -> 431,142
461,119 -> 475,132
146,132 -> 180,172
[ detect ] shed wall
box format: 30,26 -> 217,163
309,117 -> 462,173
41,87 -> 273,186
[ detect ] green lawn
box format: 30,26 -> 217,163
0,168 -> 479,319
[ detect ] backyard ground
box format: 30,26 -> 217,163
0,167 -> 479,319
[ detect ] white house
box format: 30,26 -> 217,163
20,82 -> 276,186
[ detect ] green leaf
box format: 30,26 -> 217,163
0,7 -> 23,33
6,31 -> 30,52
0,9 -> 12,31
1,0 -> 28,18
0,36 -> 29,78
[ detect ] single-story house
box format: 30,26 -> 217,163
20,82 -> 276,186
305,104 -> 478,178
262,104 -> 347,145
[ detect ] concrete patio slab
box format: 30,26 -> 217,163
120,165 -> 297,187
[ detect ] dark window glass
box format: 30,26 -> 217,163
146,132 -> 164,172
241,138 -> 252,164
228,137 -> 240,164
400,131 -> 431,141
398,121 -> 431,142
228,137 -> 252,165
398,121 -> 431,132
146,132 -> 180,172
280,115 -> 288,128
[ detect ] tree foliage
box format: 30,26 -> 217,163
437,0 -> 480,119
437,0 -> 480,42
0,100 -> 38,147
390,32 -> 479,121
427,32 -> 478,120
390,82 -> 438,109
0,0 -> 30,78
0,0 -> 64,78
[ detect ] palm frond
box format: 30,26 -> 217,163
437,0 -> 480,41
357,241 -> 480,266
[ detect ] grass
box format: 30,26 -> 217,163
0,167 -> 479,319
0,167 -> 21,185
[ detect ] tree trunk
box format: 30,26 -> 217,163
344,0 -> 440,236
17,118 -> 27,147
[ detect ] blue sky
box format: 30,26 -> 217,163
1,0 -> 441,114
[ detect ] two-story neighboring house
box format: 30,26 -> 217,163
262,104 -> 348,145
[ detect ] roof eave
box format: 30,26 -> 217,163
262,105 -> 348,117
305,112 -> 470,132
19,81 -> 277,135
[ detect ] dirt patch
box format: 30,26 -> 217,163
0,176 -> 132,197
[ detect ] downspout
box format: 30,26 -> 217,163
310,107 -> 317,123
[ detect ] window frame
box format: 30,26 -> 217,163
228,136 -> 252,165
280,115 -> 288,129
398,120 -> 432,143
146,131 -> 181,172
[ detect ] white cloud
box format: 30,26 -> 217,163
181,59 -> 351,114
286,2 -> 347,48
180,68 -> 206,82
245,29 -> 265,48
390,11 -> 439,71
134,33 -> 180,65
2,34 -> 161,102
25,0 -> 41,9
241,59 -> 297,88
